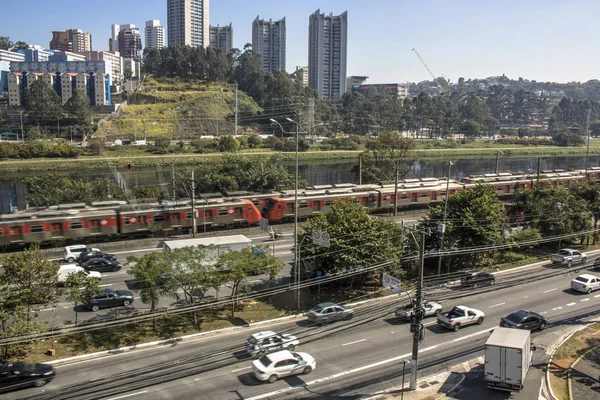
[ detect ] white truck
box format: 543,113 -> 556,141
484,327 -> 534,392
551,248 -> 587,267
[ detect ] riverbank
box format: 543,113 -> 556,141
1,144 -> 600,173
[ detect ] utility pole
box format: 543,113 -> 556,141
410,230 -> 426,390
359,156 -> 363,185
234,82 -> 238,136
191,170 -> 197,237
19,110 -> 24,143
294,119 -> 300,309
171,163 -> 176,200
584,109 -> 591,180
393,162 -> 399,216
437,161 -> 452,276
203,196 -> 207,236
536,157 -> 541,188
495,152 -> 500,174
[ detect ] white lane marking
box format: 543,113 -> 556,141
594,294 -> 600,298
541,311 -> 548,315
581,298 -> 590,302
462,361 -> 470,371
106,391 -> 148,400
245,340 -> 465,400
342,339 -> 367,347
489,303 -> 506,308
390,331 -> 395,334
99,284 -> 112,287
231,366 -> 251,373
423,321 -> 437,327
552,306 -> 563,311
451,328 -> 491,343
543,288 -> 557,293
524,296 -> 528,299
566,302 -> 577,307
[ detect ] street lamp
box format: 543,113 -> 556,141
437,161 -> 453,276
270,117 -> 302,309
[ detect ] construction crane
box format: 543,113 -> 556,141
411,48 -> 448,93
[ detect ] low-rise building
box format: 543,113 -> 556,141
79,51 -> 123,91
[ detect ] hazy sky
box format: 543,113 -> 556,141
4,0 -> 599,84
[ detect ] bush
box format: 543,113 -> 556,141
190,138 -> 219,153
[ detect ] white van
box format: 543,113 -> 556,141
57,264 -> 102,284
64,245 -> 100,263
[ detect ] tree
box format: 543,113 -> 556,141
87,139 -> 105,155
297,199 -> 406,287
131,185 -> 165,201
165,246 -> 224,325
64,271 -> 102,325
218,135 -> 240,152
420,183 -> 509,270
570,182 -> 600,244
126,253 -> 173,328
124,67 -> 133,80
218,247 -> 283,318
23,80 -> 63,134
590,120 -> 600,138
0,36 -> 13,50
0,244 -> 59,317
64,90 -> 92,136
552,131 -> 585,147
12,41 -> 28,51
247,133 -> 262,148
460,120 -> 484,137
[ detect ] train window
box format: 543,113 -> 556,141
51,223 -> 62,232
153,215 -> 165,222
299,202 -> 308,209
124,218 -> 131,225
70,222 -> 83,230
171,213 -> 180,221
218,209 -> 229,216
11,226 -> 21,235
421,193 -> 428,197
186,212 -> 194,220
251,200 -> 260,206
325,200 -> 333,206
401,194 -> 408,199
0,229 -> 3,236
440,191 -> 446,196
247,207 -> 253,213
90,220 -> 100,228
29,225 -> 44,233
382,196 -> 388,201
497,186 -> 503,190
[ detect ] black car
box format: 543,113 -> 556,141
500,310 -> 547,331
84,288 -> 134,311
0,362 -> 55,393
81,258 -> 122,272
77,251 -> 116,265
460,271 -> 495,287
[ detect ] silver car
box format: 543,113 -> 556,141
306,302 -> 354,326
245,331 -> 299,358
395,302 -> 443,320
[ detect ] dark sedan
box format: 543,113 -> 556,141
85,288 -> 134,312
77,251 -> 117,265
500,310 -> 547,331
81,258 -> 122,272
460,271 -> 495,287
0,362 -> 55,393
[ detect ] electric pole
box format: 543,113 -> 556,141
234,82 -> 238,136
437,161 -> 452,276
171,163 -> 176,200
191,170 -> 197,237
410,230 -> 426,390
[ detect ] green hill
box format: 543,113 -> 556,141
96,76 -> 263,140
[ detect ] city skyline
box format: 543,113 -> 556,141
2,0 -> 599,84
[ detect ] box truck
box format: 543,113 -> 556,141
162,235 -> 253,263
484,327 -> 534,392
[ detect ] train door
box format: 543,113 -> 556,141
313,200 -> 321,212
411,193 -> 418,203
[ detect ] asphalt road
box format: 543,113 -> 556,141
35,234 -> 296,326
7,259 -> 600,400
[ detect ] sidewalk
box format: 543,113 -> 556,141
570,344 -> 600,400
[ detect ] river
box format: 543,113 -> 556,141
2,154 -> 600,213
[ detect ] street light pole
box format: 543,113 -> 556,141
234,82 -> 238,136
287,118 -> 301,310
584,109 -> 591,180
410,230 -> 425,390
437,161 -> 452,276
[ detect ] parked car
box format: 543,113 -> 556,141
437,305 -> 485,331
245,331 -> 299,358
63,245 -> 100,263
0,362 -> 55,393
500,310 -> 548,330
395,302 -> 443,321
460,271 -> 495,287
84,288 -> 134,311
57,264 -> 101,284
306,302 -> 353,325
77,251 -> 117,265
551,249 -> 587,267
252,350 -> 315,383
81,258 -> 122,272
570,274 -> 600,294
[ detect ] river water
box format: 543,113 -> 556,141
2,154 -> 600,213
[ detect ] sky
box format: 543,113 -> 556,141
3,0 -> 599,84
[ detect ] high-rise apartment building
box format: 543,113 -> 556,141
308,10 -> 348,99
295,66 -> 309,87
145,20 -> 166,50
209,24 -> 233,54
50,29 -> 92,52
110,24 -> 136,53
167,0 -> 210,48
118,27 -> 142,59
252,16 -> 286,73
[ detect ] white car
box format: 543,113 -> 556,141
437,305 -> 485,332
246,331 -> 299,358
571,274 -> 600,294
64,245 -> 100,263
395,302 -> 443,321
252,350 -> 315,383
57,264 -> 101,284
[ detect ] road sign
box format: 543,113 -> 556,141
312,229 -> 331,247
260,217 -> 269,233
382,272 -> 401,294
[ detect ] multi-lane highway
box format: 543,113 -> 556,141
7,257 -> 600,400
